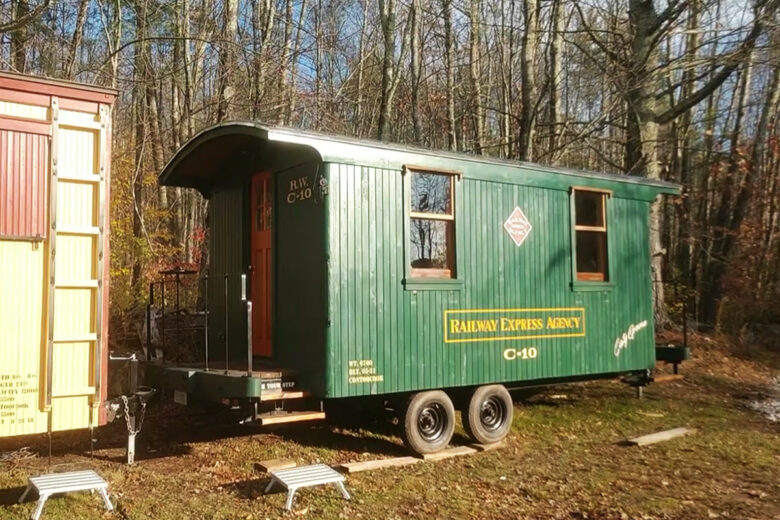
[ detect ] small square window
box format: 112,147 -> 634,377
573,189 -> 609,282
408,169 -> 457,278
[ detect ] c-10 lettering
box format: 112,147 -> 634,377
503,347 -> 538,361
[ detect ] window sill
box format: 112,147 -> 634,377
404,278 -> 464,291
571,281 -> 614,292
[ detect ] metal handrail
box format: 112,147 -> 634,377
146,271 -> 253,378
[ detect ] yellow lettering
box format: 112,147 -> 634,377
451,319 -> 497,334
504,319 -> 515,331
500,318 -> 545,331
545,317 -> 582,330
450,319 -> 461,334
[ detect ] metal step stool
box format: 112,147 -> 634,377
18,470 -> 113,520
264,463 -> 350,511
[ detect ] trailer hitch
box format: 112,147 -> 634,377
106,353 -> 157,464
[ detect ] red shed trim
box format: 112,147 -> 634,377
0,115 -> 52,136
0,87 -> 51,108
0,72 -> 117,106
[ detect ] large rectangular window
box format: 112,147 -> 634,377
573,188 -> 609,282
408,168 -> 456,278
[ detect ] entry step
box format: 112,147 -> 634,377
258,410 -> 326,426
259,390 -> 311,402
260,374 -> 299,394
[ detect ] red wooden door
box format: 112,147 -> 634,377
251,172 -> 273,356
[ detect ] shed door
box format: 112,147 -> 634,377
251,171 -> 272,356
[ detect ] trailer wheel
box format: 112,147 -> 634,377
403,391 -> 455,455
462,385 -> 513,445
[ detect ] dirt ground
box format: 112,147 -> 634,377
1,333 -> 778,520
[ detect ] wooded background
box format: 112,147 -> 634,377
2,0 -> 779,332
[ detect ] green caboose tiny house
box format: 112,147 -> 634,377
147,122 -> 679,454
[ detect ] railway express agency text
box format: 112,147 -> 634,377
444,307 -> 586,343
448,316 -> 581,333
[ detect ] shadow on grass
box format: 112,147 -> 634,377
267,421 -> 408,458
88,404 -> 258,462
0,484 -> 27,507
689,372 -> 773,401
2,390 -> 593,468
0,404 -> 220,464
223,476 -> 275,500
94,400 -> 410,461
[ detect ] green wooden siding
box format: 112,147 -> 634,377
274,162 -> 328,395
208,186 -> 249,361
324,163 -> 655,398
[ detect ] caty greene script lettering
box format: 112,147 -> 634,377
449,316 -> 581,334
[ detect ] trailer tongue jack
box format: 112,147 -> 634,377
106,353 -> 157,464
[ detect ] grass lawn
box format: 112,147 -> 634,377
1,334 -> 777,519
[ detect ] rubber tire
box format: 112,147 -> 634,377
462,385 -> 513,445
403,390 -> 456,455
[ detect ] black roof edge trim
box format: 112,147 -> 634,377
158,121 -> 270,188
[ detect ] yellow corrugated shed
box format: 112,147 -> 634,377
0,72 -> 116,438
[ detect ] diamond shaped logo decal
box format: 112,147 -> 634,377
504,207 -> 532,247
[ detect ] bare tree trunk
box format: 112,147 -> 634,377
674,0 -> 700,286
10,0 -> 31,72
352,0 -> 368,135
171,15 -> 185,249
756,58 -> 780,298
285,0 -> 307,125
469,0 -> 485,154
277,0 -> 295,124
548,0 -> 565,164
183,0 -> 194,137
190,0 -> 212,127
103,0 -> 122,89
251,0 -> 275,118
410,0 -> 423,144
626,0 -> 668,325
692,22 -> 722,297
377,0 -> 397,140
495,0 -> 514,159
217,0 -> 238,121
442,0 -> 457,151
518,0 -> 538,161
146,65 -> 168,233
131,0 -> 148,291
700,55 -> 756,326
377,0 -> 410,141
314,0 -> 323,128
64,0 -> 89,78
